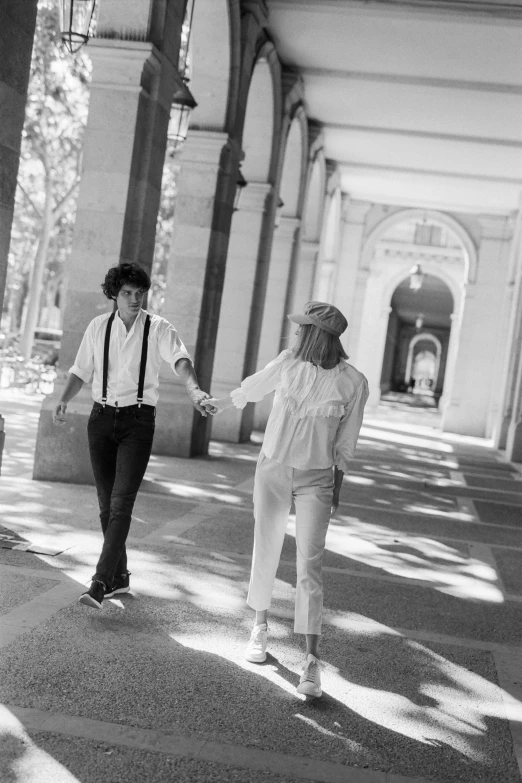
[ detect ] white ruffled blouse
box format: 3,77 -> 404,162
230,349 -> 369,472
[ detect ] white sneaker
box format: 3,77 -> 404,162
297,654 -> 322,698
244,623 -> 268,663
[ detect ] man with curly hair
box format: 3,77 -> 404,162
53,262 -> 213,609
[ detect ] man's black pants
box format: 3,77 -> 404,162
87,402 -> 155,586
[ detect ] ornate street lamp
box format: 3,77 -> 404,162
168,80 -> 198,151
234,169 -> 247,212
168,0 -> 197,152
59,0 -> 98,53
409,263 -> 424,292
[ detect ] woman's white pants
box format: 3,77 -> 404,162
247,452 -> 333,635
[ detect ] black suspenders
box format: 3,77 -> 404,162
101,312 -> 151,408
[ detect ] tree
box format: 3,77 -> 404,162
13,0 -> 90,359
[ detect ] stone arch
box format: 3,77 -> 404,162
405,332 -> 443,387
362,208 -> 478,284
382,265 -> 460,318
279,106 -> 308,219
189,0 -> 241,132
314,184 -> 342,301
239,40 -> 282,185
302,148 -> 326,243
211,36 -> 283,443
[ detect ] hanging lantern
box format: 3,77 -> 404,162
234,169 -> 247,211
415,314 -> 424,331
409,263 -> 424,292
168,80 -> 197,151
59,0 -> 98,53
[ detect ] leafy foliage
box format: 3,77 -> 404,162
4,0 -> 90,352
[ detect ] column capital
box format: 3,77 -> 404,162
179,130 -> 231,165
88,39 -> 157,91
275,216 -> 300,239
239,181 -> 274,213
342,198 -> 372,225
300,239 -> 320,252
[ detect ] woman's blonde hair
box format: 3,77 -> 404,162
292,324 -> 348,366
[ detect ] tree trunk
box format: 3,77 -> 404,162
20,179 -> 53,360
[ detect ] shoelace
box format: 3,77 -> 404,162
250,627 -> 267,645
302,662 -> 318,683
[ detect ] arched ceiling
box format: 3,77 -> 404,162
267,0 -> 522,214
391,273 -> 454,328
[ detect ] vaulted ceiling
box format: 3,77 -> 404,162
267,0 -> 522,214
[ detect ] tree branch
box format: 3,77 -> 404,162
52,177 -> 80,224
17,182 -> 43,219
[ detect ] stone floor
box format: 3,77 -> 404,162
1,389 -> 522,783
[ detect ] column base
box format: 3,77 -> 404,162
441,402 -> 485,437
33,388 -> 95,484
506,418 -> 522,463
154,384 -> 210,457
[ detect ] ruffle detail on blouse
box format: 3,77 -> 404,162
230,389 -> 248,410
282,394 -> 345,420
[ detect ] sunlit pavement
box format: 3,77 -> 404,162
1,391 -> 522,783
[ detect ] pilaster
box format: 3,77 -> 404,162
254,216 -> 300,430
442,215 -> 512,437
33,39 -> 184,479
210,181 -> 277,442
154,130 -> 239,457
333,198 -> 372,360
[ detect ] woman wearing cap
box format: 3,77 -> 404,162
205,301 -> 368,698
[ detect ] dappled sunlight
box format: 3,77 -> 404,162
171,621 -> 301,699
360,425 -> 454,453
0,705 -> 81,783
143,475 -> 244,505
316,633 -> 522,762
287,515 -> 504,602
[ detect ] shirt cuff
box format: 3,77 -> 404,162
172,351 -> 193,375
230,389 -> 248,409
334,454 -> 352,474
69,364 -> 92,384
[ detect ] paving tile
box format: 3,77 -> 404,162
0,572 -> 60,616
473,502 -> 522,528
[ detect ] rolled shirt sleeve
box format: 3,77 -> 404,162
69,321 -> 95,383
230,350 -> 290,410
157,320 -> 193,376
333,378 -> 369,472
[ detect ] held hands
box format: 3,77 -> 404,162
53,401 -> 67,426
201,397 -> 225,415
187,389 -> 219,417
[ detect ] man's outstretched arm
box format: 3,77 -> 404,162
53,373 -> 85,425
175,358 -> 212,417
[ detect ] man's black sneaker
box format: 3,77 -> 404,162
105,571 -> 131,599
79,580 -> 105,609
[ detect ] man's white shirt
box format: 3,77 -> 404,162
70,309 -> 192,407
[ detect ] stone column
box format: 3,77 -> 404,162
494,205 -> 522,450
0,2 -> 38,473
0,2 -> 38,315
254,216 -> 300,430
153,130 -> 239,456
210,181 -> 275,442
33,40 -> 177,482
347,268 -> 371,367
442,216 -> 512,437
289,239 -> 319,314
505,315 -> 522,462
332,199 -> 372,360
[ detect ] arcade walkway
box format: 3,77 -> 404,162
1,391 -> 522,783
